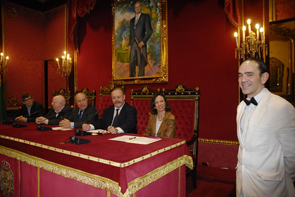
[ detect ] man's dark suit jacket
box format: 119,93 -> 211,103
69,104 -> 97,128
44,104 -> 72,125
129,13 -> 153,47
93,103 -> 137,134
14,101 -> 45,122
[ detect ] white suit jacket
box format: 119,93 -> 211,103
236,89 -> 295,197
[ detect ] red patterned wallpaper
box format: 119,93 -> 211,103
5,3 -> 66,106
276,0 -> 295,21
76,1 -> 239,141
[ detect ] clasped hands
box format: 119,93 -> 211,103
82,124 -> 118,134
59,119 -> 71,128
35,116 -> 48,124
15,115 -> 26,122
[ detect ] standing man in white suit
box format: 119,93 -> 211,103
236,57 -> 295,196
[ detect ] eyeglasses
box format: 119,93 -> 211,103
24,98 -> 32,102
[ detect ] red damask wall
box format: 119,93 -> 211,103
76,0 -> 239,141
5,3 -> 66,106
275,0 -> 295,21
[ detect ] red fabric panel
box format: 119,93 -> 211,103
0,154 -> 20,197
40,169 -> 107,197
198,142 -> 238,170
99,96 -> 113,118
169,100 -> 195,142
132,100 -> 150,135
135,165 -> 186,196
20,162 -> 38,197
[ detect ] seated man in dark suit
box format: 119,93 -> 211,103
14,93 -> 45,122
35,95 -> 72,125
82,87 -> 137,134
59,92 -> 97,128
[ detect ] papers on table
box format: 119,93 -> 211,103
109,135 -> 161,145
86,129 -> 110,134
51,127 -> 72,131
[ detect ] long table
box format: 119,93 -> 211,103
0,122 -> 193,197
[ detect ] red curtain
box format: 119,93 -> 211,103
70,0 -> 97,52
224,0 -> 240,28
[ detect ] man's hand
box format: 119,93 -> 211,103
36,116 -> 45,124
82,124 -> 91,131
59,119 -> 71,128
16,116 -> 25,122
128,46 -> 131,53
107,126 -> 118,134
138,42 -> 144,48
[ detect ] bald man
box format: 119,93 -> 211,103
36,95 -> 72,125
59,93 -> 97,128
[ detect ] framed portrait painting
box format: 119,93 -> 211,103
112,0 -> 168,84
269,18 -> 295,104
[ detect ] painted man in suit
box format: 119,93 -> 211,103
128,1 -> 153,77
36,95 -> 72,125
82,87 -> 137,134
236,57 -> 295,196
14,93 -> 44,122
59,92 -> 97,128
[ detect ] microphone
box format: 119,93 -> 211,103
69,135 -> 91,145
75,110 -> 100,136
36,113 -> 55,131
3,107 -> 22,124
25,111 -> 39,118
12,122 -> 27,128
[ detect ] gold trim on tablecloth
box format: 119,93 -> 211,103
0,145 -> 193,197
199,138 -> 239,145
0,135 -> 187,168
125,155 -> 193,196
0,146 -> 122,196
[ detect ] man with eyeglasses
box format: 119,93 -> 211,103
14,93 -> 45,122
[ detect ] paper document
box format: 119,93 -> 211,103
51,127 -> 72,131
109,135 -> 161,144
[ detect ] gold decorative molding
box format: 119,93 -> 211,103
7,6 -> 18,18
199,138 -> 239,146
7,95 -> 21,107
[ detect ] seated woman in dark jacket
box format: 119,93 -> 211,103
143,93 -> 176,138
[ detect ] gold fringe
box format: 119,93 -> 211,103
0,144 -> 192,197
199,138 -> 239,146
124,155 -> 193,196
0,146 -> 123,196
0,135 -> 187,168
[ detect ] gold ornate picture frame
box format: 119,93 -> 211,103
112,0 -> 168,85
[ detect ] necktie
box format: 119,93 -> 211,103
112,109 -> 120,127
77,110 -> 83,122
244,97 -> 258,106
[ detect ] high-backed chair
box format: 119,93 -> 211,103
130,86 -> 161,134
163,84 -> 200,188
74,87 -> 96,107
130,84 -> 200,189
53,88 -> 71,105
98,81 -> 125,118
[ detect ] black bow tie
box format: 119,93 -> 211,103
244,97 -> 258,106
